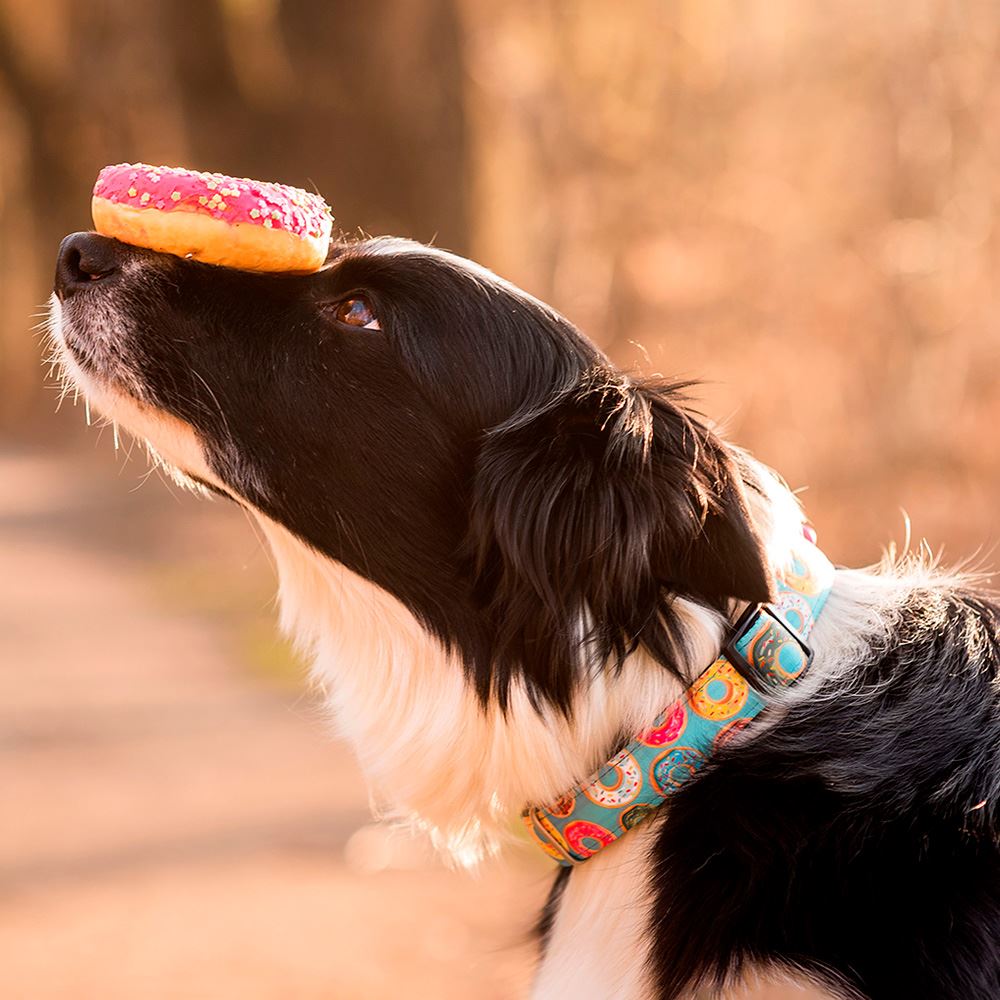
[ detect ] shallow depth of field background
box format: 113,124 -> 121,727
1,2 -> 998,998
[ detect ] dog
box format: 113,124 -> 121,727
49,230 -> 1000,1000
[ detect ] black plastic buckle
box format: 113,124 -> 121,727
722,603 -> 813,694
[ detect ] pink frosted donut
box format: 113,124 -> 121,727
91,163 -> 333,273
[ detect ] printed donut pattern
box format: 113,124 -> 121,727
774,593 -> 811,635
688,661 -> 749,720
732,615 -> 809,686
548,793 -> 576,818
714,716 -> 753,749
780,551 -> 824,597
650,746 -> 704,795
522,537 -> 835,866
620,803 -> 655,830
640,702 -> 687,746
582,752 -> 643,807
564,820 -> 616,858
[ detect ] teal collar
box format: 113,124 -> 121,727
522,536 -> 836,865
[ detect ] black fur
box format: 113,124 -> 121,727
469,371 -> 771,709
650,588 -> 1000,999
535,865 -> 572,956
55,233 -> 769,712
54,231 -> 1000,998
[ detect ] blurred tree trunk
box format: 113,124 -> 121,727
454,0 -> 680,355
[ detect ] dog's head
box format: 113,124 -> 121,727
51,232 -> 772,711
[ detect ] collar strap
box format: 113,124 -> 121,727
522,537 -> 836,866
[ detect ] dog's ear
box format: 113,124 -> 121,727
644,388 -> 774,611
468,370 -> 771,708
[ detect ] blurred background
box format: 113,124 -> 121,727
1,1 -> 998,997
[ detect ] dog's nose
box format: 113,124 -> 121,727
55,232 -> 122,299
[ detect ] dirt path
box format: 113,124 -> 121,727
0,443 -> 544,999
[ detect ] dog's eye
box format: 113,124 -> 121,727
333,297 -> 380,330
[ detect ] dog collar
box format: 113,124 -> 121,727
522,536 -> 835,866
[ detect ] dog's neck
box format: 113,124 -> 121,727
255,462 -> 802,862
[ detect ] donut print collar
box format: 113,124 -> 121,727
522,534 -> 836,866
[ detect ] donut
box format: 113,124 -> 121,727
522,814 -> 574,864
639,701 -> 687,747
687,660 -> 749,721
563,820 -> 616,859
620,803 -> 655,831
91,163 -> 333,273
649,746 -> 704,795
713,716 -> 753,750
581,751 -> 642,808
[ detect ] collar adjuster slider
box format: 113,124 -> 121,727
722,602 -> 814,694
522,539 -> 835,866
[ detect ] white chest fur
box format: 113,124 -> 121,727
256,515 -> 723,862
534,821 -> 662,1000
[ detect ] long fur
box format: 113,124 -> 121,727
49,230 -> 1000,999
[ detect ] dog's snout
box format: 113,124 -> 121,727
55,232 -> 122,299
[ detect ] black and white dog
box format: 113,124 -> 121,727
49,231 -> 1000,999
